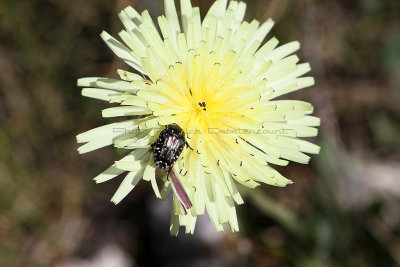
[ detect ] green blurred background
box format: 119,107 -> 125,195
1,0 -> 400,266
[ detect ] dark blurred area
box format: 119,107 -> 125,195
1,0 -> 400,266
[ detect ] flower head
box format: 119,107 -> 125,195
77,0 -> 320,235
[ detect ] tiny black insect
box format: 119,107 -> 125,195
151,124 -> 193,210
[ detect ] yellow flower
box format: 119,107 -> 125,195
77,0 -> 320,235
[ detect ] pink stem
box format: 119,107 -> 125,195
169,169 -> 193,211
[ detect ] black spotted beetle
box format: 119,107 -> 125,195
151,124 -> 193,210
153,124 -> 186,170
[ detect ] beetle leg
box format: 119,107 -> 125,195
185,141 -> 194,151
150,142 -> 156,151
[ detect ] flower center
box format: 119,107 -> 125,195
150,47 -> 248,138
